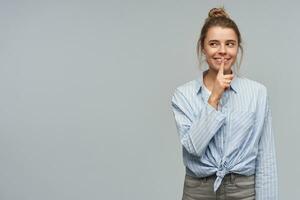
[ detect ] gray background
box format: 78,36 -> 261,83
0,0 -> 297,199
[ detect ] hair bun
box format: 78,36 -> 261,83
208,7 -> 230,18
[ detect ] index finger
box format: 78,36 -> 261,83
217,57 -> 225,76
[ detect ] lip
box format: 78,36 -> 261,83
213,57 -> 231,64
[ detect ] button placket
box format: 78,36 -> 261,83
220,102 -> 228,156
220,92 -> 231,164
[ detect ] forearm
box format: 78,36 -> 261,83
175,102 -> 226,157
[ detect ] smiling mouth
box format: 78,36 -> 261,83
214,57 -> 231,64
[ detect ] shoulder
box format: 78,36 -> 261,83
236,76 -> 268,96
176,79 -> 199,93
172,78 -> 199,99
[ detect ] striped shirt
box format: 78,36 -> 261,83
171,70 -> 278,199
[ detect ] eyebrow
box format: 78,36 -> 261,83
208,40 -> 237,43
208,40 -> 219,43
226,40 -> 237,43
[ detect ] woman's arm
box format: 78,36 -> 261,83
171,88 -> 226,157
255,93 -> 278,200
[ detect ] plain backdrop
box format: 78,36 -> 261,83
0,0 -> 298,199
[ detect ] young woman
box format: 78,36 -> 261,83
171,7 -> 278,200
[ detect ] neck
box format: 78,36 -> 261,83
203,70 -> 215,92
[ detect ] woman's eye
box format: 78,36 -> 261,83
209,43 -> 218,47
227,42 -> 235,47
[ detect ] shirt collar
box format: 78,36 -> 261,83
196,70 -> 239,95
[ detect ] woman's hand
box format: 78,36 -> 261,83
208,58 -> 234,109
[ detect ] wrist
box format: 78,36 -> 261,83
208,95 -> 220,109
208,95 -> 220,104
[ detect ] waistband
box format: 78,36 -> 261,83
185,173 -> 255,185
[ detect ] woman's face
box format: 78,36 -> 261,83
202,26 -> 239,74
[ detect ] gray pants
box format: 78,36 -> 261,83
182,173 -> 255,200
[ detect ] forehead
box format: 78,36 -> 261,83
205,26 -> 238,41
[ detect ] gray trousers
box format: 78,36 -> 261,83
182,173 -> 255,200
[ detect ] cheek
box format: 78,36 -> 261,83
230,48 -> 239,57
204,48 -> 217,58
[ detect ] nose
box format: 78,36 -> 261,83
218,44 -> 226,55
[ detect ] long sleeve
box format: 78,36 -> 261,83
171,88 -> 226,157
255,96 -> 278,200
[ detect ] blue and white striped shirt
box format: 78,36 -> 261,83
171,70 -> 278,199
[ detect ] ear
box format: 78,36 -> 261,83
201,48 -> 206,55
